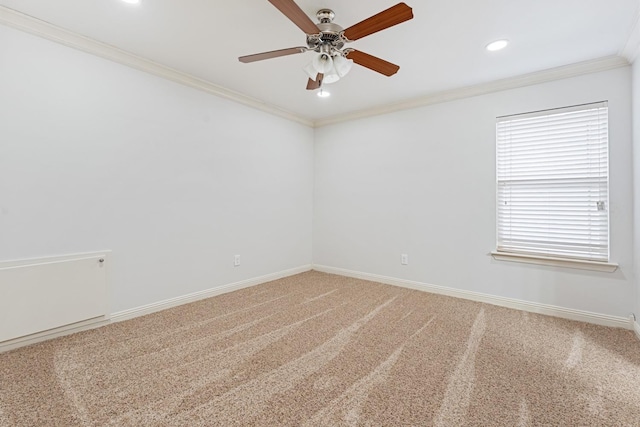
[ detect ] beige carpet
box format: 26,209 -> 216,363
1,271 -> 639,426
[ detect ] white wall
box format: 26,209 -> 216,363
633,60 -> 640,320
314,67 -> 634,317
1,21 -> 636,322
0,24 -> 314,313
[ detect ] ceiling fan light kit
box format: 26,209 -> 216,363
333,55 -> 353,78
305,50 -> 353,86
239,0 -> 414,92
322,69 -> 340,85
303,62 -> 318,80
312,52 -> 334,74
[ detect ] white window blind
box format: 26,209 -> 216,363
496,102 -> 609,262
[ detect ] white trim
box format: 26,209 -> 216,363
634,319 -> 640,341
0,250 -> 112,268
314,56 -> 629,127
312,264 -> 631,330
621,1 -> 640,63
0,6 -> 313,128
0,264 -> 312,353
0,316 -> 111,354
490,251 -> 619,273
110,264 -> 312,322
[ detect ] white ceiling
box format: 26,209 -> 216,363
1,0 -> 638,123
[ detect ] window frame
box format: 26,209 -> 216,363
492,102 -> 618,272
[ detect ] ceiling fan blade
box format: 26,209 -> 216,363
346,50 -> 400,76
268,0 -> 320,34
306,73 -> 324,90
239,47 -> 307,63
342,3 -> 413,41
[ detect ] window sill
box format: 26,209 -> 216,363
490,251 -> 618,273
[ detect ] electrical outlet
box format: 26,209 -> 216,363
401,254 -> 408,265
234,255 -> 241,267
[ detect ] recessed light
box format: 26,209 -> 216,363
121,0 -> 140,4
317,89 -> 330,98
486,39 -> 509,52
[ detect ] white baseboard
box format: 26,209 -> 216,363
110,265 -> 312,323
312,264 -> 631,330
0,316 -> 111,353
0,265 -> 312,353
634,320 -> 640,341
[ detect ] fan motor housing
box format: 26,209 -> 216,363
306,10 -> 346,52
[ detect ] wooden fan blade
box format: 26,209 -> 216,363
343,3 -> 413,41
306,73 -> 324,90
239,47 -> 307,63
346,50 -> 400,76
268,0 -> 320,34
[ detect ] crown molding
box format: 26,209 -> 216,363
0,6 -> 314,128
1,5 -> 632,130
621,1 -> 640,63
314,55 -> 629,127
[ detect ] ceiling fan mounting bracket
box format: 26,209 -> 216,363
316,9 -> 335,23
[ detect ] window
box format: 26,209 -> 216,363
495,102 -> 610,265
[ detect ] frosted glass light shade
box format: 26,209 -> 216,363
312,53 -> 334,74
304,62 -> 318,80
333,55 -> 353,77
323,69 -> 340,84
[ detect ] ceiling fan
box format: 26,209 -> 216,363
238,0 -> 414,91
